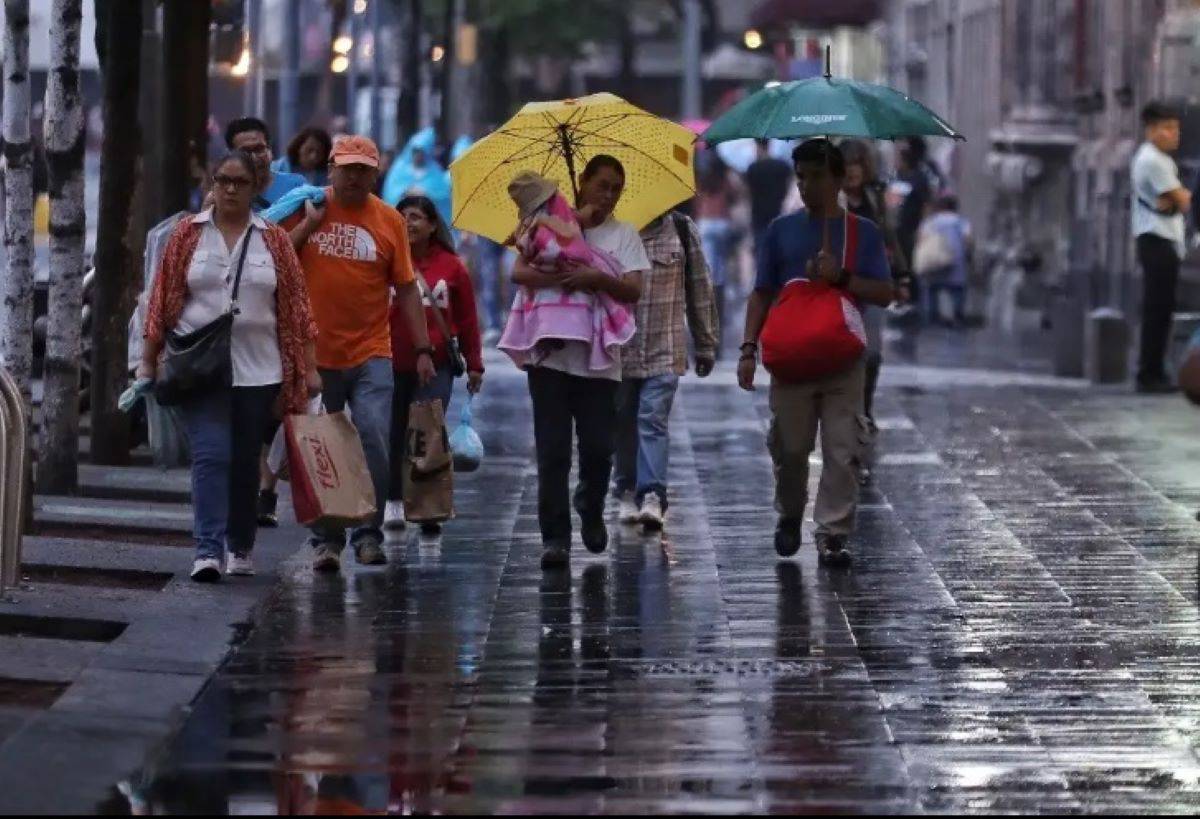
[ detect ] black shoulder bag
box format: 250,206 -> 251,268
154,233 -> 253,406
414,270 -> 467,377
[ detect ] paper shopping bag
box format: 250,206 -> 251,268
285,410 -> 377,528
403,399 -> 455,523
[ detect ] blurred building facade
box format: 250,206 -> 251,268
884,0 -> 1200,366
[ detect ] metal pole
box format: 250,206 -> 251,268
242,0 -> 260,113
681,0 -> 702,119
278,0 -> 300,143
0,366 -> 29,596
348,9 -> 360,132
369,0 -> 381,143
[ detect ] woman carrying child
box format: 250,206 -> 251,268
506,155 -> 647,570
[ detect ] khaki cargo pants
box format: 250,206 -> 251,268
767,359 -> 867,537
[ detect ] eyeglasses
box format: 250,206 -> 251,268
241,144 -> 271,155
214,175 -> 254,190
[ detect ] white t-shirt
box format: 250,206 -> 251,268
176,209 -> 283,387
1131,142 -> 1187,259
538,216 -> 651,381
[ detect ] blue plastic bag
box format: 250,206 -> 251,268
449,396 -> 484,473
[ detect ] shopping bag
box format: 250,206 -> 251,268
760,213 -> 867,383
285,410 -> 377,528
403,399 -> 455,523
267,397 -> 323,481
449,395 -> 484,473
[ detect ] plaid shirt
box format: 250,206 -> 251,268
622,213 -> 719,379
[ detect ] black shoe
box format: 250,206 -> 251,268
816,534 -> 852,568
540,542 -> 570,570
420,522 -> 443,536
1136,379 -> 1179,395
581,518 -> 609,554
774,518 -> 802,557
256,490 -> 279,528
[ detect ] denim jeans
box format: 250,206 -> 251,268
311,357 -> 394,551
388,367 -> 455,501
179,385 -> 280,561
527,367 -> 618,548
614,374 -> 680,509
697,218 -> 735,288
476,237 -> 509,332
924,281 -> 966,325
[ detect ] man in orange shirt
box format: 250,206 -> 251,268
288,135 -> 435,572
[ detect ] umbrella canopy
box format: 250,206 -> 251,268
702,66 -> 963,145
450,93 -> 697,244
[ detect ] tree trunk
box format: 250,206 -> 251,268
2,0 -> 34,407
89,0 -> 141,466
160,0 -> 209,218
39,0 -> 87,494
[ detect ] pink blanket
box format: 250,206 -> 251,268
499,193 -> 636,371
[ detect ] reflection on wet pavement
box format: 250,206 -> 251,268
104,370 -> 1200,814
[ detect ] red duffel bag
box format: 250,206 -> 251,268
760,213 -> 868,384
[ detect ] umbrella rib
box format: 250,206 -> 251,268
566,124 -> 692,185
452,136 -> 559,225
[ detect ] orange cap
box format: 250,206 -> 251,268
330,135 -> 380,168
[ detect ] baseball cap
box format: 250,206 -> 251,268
330,135 -> 380,168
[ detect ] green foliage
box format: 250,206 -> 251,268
478,0 -> 627,57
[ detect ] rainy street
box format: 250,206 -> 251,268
111,332 -> 1200,815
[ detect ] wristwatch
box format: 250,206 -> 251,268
739,341 -> 758,362
834,268 -> 853,288
415,346 -> 435,359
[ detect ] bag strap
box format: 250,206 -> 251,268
228,225 -> 254,314
414,269 -> 455,341
843,211 -> 859,271
671,211 -> 693,279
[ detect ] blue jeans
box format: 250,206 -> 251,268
924,281 -> 966,325
311,357 -> 394,551
179,385 -> 280,561
614,374 -> 680,508
388,367 -> 455,500
698,218 -> 735,288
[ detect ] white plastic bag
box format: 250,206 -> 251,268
449,396 -> 484,473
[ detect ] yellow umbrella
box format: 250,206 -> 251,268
450,93 -> 697,244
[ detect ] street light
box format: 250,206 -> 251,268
231,46 -> 251,77
332,54 -> 350,73
333,35 -> 353,55
354,0 -> 367,13
744,29 -> 764,50
431,45 -> 446,62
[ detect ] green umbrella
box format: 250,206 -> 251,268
702,48 -> 963,145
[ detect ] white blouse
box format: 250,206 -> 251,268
176,209 -> 282,387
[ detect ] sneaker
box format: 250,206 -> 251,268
774,518 -> 802,558
581,517 -> 609,554
354,539 -> 388,566
225,552 -> 255,577
639,494 -> 665,530
313,545 -> 342,573
190,558 -> 222,583
816,533 -> 852,568
383,500 -> 406,530
256,490 -> 279,528
540,542 -> 570,570
617,492 -> 640,525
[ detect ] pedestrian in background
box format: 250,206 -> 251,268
745,138 -> 793,251
694,151 -> 743,349
140,151 -> 319,582
918,194 -> 973,327
509,155 -> 646,570
273,126 -> 333,187
613,206 -> 719,530
224,117 -> 307,212
285,135 -> 436,573
1132,100 -> 1190,394
739,139 -> 894,567
385,195 -> 485,535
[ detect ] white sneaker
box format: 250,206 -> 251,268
640,494 -> 665,530
618,492 -> 640,524
190,558 -> 222,583
226,552 -> 255,576
384,500 -> 407,530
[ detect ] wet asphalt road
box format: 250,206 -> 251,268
104,349 -> 1200,814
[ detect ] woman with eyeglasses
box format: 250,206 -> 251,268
140,150 -> 321,582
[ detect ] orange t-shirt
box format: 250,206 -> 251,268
289,191 -> 416,370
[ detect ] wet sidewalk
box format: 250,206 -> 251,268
102,346 -> 1200,814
